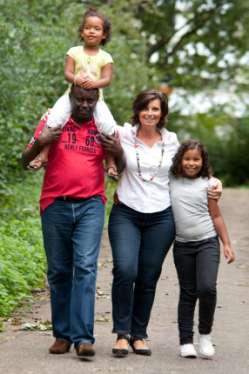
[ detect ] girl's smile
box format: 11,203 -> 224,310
81,16 -> 106,47
181,149 -> 203,178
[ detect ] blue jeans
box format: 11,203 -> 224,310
108,202 -> 175,339
41,196 -> 105,346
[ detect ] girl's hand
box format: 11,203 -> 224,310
80,78 -> 97,89
223,244 -> 235,264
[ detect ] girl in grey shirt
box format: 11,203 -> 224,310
170,139 -> 235,359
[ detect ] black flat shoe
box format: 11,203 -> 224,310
130,338 -> 152,356
112,334 -> 129,358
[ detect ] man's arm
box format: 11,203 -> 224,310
100,134 -> 126,174
21,126 -> 62,169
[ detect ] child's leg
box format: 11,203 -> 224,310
29,93 -> 71,171
196,237 -> 220,335
46,93 -> 72,128
28,146 -> 50,171
173,241 -> 198,345
105,152 -> 118,180
94,99 -> 116,136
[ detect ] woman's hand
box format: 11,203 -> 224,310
208,177 -> 222,200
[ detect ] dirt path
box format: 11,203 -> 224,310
0,189 -> 248,374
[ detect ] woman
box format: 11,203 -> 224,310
101,90 -> 220,357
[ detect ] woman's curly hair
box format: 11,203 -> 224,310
79,8 -> 111,45
170,139 -> 212,178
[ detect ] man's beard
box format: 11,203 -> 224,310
72,110 -> 91,123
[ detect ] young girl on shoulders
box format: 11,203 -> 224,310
170,139 -> 235,359
31,8 -> 117,175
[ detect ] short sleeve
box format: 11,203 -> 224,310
66,46 -> 80,60
27,117 -> 47,149
100,50 -> 113,66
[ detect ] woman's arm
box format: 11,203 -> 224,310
64,55 -> 76,84
207,177 -> 222,200
208,198 -> 235,263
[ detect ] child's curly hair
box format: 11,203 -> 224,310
170,139 -> 212,178
79,8 -> 111,45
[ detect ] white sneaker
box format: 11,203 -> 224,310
198,334 -> 215,358
180,344 -> 197,358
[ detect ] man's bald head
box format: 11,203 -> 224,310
69,85 -> 99,123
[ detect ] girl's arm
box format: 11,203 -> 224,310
64,56 -> 76,84
80,63 -> 113,89
208,198 -> 235,263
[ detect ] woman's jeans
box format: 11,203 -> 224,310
108,202 -> 175,339
173,236 -> 220,345
41,196 -> 105,346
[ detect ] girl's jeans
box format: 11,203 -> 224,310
108,202 -> 175,339
173,236 -> 220,345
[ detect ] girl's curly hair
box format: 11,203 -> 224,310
79,8 -> 111,45
170,139 -> 212,178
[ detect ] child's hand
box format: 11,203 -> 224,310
223,244 -> 235,264
80,78 -> 97,89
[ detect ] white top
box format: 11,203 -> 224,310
170,176 -> 217,242
116,123 -> 179,213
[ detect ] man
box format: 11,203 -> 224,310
22,85 -> 124,357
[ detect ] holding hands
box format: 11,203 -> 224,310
74,71 -> 97,89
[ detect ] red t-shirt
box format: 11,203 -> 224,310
28,114 -> 106,213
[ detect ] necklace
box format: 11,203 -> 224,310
134,133 -> 165,182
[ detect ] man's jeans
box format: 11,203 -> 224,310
41,196 -> 105,346
108,202 -> 175,339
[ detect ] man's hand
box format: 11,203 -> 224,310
100,134 -> 126,174
100,134 -> 123,157
21,126 -> 62,169
37,126 -> 62,147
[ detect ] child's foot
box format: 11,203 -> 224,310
180,344 -> 197,358
107,166 -> 119,181
198,334 -> 215,358
28,156 -> 46,171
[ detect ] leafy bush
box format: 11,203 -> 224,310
0,174 -> 45,317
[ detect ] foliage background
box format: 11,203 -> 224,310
0,0 -> 249,316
